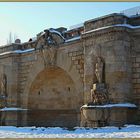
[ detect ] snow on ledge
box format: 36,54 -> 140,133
65,36 -> 81,43
0,51 -> 13,56
0,107 -> 28,111
49,28 -> 65,40
14,48 -> 35,54
83,24 -> 140,35
81,103 -> 137,108
0,48 -> 35,56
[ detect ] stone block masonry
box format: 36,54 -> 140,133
68,50 -> 84,83
0,12 -> 139,127
132,54 -> 140,97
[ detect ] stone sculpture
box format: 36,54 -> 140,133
47,46 -> 57,66
36,29 -> 65,67
90,83 -> 108,105
0,74 -> 7,108
36,34 -> 46,50
1,74 -> 7,97
95,57 -> 104,83
89,57 -> 108,105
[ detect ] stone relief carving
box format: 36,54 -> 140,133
1,74 -> 7,97
45,46 -> 57,66
36,29 -> 65,66
90,83 -> 108,105
0,74 -> 7,108
95,57 -> 104,83
36,32 -> 45,49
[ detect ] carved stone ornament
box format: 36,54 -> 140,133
95,57 -> 104,83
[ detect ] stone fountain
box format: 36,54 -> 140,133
81,57 -> 137,127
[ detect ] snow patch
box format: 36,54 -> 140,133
14,48 -> 35,54
0,125 -> 139,138
49,28 -> 65,40
0,107 -> 28,111
0,48 -> 35,56
83,24 -> 140,35
0,51 -> 13,56
81,103 -> 137,108
65,36 -> 81,43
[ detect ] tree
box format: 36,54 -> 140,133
7,32 -> 18,44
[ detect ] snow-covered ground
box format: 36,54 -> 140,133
0,125 -> 140,138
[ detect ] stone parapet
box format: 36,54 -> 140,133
84,13 -> 128,32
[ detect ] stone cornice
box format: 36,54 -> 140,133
84,13 -> 128,25
82,25 -> 133,39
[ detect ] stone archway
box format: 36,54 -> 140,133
27,66 -> 79,127
28,66 -> 77,110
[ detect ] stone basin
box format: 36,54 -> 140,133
81,103 -> 137,127
81,106 -> 109,121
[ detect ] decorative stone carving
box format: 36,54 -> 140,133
44,28 -> 65,46
89,57 -> 108,105
36,29 -> 65,67
95,57 -> 104,83
90,83 -> 108,105
81,56 -> 109,127
44,29 -> 57,46
0,74 -> 7,108
1,74 -> 7,97
40,46 -> 57,67
36,34 -> 46,50
45,46 -> 57,66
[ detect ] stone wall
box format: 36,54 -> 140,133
83,27 -> 132,104
0,53 -> 19,107
1,13 -> 140,127
131,35 -> 140,123
132,53 -> 140,101
13,40 -> 84,127
16,52 -> 36,107
68,50 -> 84,82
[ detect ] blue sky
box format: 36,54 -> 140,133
0,2 -> 140,45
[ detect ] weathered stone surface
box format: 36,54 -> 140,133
0,12 -> 140,128
81,106 -> 137,127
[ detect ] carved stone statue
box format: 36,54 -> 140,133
36,29 -> 65,67
88,57 -> 108,105
46,46 -> 57,66
36,34 -> 46,50
0,74 -> 7,108
90,84 -> 108,105
95,57 -> 104,83
1,74 -> 7,97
